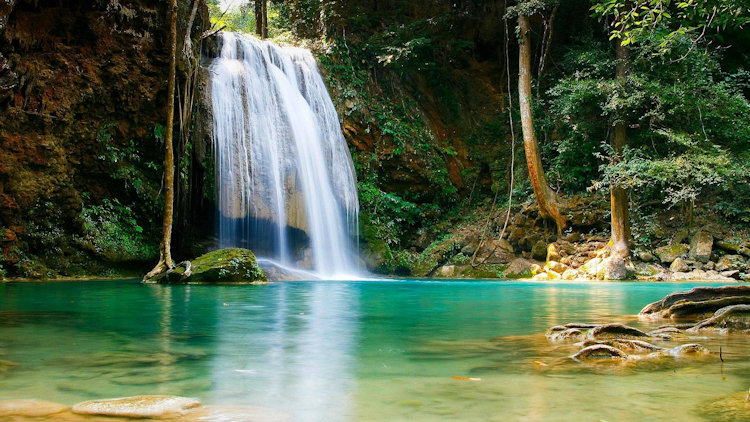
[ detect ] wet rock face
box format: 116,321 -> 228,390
0,0 -> 210,276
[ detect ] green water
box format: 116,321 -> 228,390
0,280 -> 748,421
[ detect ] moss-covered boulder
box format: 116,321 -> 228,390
146,248 -> 268,285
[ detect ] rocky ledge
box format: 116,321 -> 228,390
144,248 -> 268,285
546,285 -> 750,364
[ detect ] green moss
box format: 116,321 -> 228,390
148,248 -> 268,284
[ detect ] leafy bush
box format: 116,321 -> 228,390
79,198 -> 158,262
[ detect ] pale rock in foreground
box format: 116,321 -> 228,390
72,395 -> 200,418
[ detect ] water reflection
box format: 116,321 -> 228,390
208,283 -> 359,421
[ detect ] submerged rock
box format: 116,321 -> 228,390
688,304 -> 750,332
546,326 -> 584,342
698,392 -> 750,422
588,323 -> 650,340
0,399 -> 68,417
582,339 -> 663,354
72,395 -> 200,418
146,248 -> 267,285
572,344 -> 628,361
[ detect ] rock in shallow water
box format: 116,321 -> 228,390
572,344 -> 628,361
588,323 -> 650,340
146,248 -> 267,284
72,395 -> 200,418
0,399 -> 68,417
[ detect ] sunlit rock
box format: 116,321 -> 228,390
572,344 -> 628,361
688,304 -> 750,333
588,323 -> 650,340
72,395 -> 200,419
0,399 -> 68,417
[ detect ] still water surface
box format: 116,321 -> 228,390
0,280 -> 748,421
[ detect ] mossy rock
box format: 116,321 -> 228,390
146,248 -> 267,285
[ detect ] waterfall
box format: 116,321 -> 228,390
210,32 -> 361,279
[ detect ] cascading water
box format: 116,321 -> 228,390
210,32 -> 361,279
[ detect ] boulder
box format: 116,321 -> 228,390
547,243 -> 561,262
503,258 -> 533,279
546,327 -> 585,342
588,323 -> 650,340
670,257 -> 689,273
146,248 -> 268,284
688,304 -> 750,332
572,344 -> 628,361
597,257 -> 634,280
689,231 -> 713,263
547,269 -> 562,280
582,339 -> 663,354
716,255 -> 746,272
0,400 -> 68,417
562,268 -> 579,280
532,240 -> 547,261
640,285 -> 750,319
545,260 -> 568,274
637,251 -> 654,262
437,265 -> 456,277
715,240 -> 743,254
580,257 -> 602,277
655,244 -> 689,264
72,395 -> 201,418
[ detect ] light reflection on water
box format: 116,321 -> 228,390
0,280 -> 748,421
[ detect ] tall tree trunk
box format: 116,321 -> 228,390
610,40 -> 631,257
145,0 -> 178,280
518,14 -> 566,233
256,0 -> 268,38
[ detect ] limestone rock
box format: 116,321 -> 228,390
0,399 -> 68,417
655,243 -> 689,264
562,268 -> 579,280
532,240 -> 547,261
582,339 -> 663,354
544,260 -> 568,274
146,248 -> 267,285
572,344 -> 628,361
503,258 -> 533,279
688,304 -> 750,332
597,257 -> 634,280
72,395 -> 200,418
670,257 -> 689,273
546,326 -> 584,342
547,269 -> 562,280
184,405 -> 292,422
640,285 -> 750,319
588,323 -> 650,340
637,251 -> 654,262
689,231 -> 713,263
547,243 -> 561,262
437,265 -> 456,277
581,257 -> 602,277
716,255 -> 746,272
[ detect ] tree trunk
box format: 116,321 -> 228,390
256,0 -> 268,38
518,14 -> 566,233
609,28 -> 631,258
145,0 -> 178,280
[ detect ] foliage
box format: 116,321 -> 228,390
79,197 -> 158,262
591,0 -> 750,53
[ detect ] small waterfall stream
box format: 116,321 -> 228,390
210,33 -> 361,279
